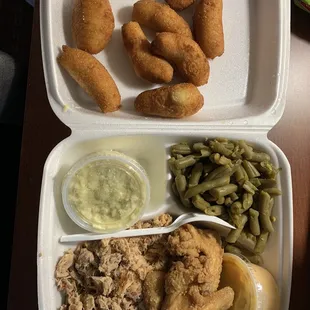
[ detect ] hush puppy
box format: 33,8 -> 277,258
132,0 -> 193,39
122,22 -> 173,84
151,32 -> 210,86
165,0 -> 195,11
72,0 -> 114,54
193,0 -> 224,59
58,46 -> 121,113
134,83 -> 204,118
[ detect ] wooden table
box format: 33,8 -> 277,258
7,1 -> 310,309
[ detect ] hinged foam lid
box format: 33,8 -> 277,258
40,0 -> 290,131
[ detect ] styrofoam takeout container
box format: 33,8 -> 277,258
38,0 -> 292,309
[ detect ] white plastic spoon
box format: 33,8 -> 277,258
59,212 -> 235,243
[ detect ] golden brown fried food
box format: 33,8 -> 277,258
163,225 -> 234,310
193,0 -> 224,59
143,271 -> 166,310
151,32 -> 210,86
122,22 -> 173,84
72,0 -> 114,54
134,83 -> 203,118
168,225 -> 223,293
165,0 -> 195,11
58,45 -> 121,113
132,0 -> 193,38
163,286 -> 234,310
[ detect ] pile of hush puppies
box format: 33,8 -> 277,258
58,0 -> 224,119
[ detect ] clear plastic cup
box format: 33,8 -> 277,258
61,150 -> 150,233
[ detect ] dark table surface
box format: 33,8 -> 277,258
7,1 -> 310,309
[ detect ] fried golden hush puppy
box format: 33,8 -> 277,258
152,32 -> 210,86
134,83 -> 204,118
165,0 -> 195,11
132,0 -> 193,39
193,0 -> 224,59
72,0 -> 114,54
58,46 -> 121,113
122,22 -> 173,84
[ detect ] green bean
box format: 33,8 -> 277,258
225,197 -> 233,206
184,175 -> 230,198
238,140 -> 253,159
218,156 -> 232,166
188,162 -> 203,188
241,193 -> 253,213
251,152 -> 271,162
231,145 -> 245,159
258,179 -> 277,189
269,197 -> 275,215
192,194 -> 210,212
175,175 -> 191,208
171,182 -> 179,197
254,231 -> 269,254
229,192 -> 239,201
168,157 -> 182,177
243,160 -> 260,179
203,193 -> 217,202
243,180 -> 258,195
234,167 -> 244,182
240,166 -> 249,181
263,188 -> 282,196
231,214 -> 248,229
193,143 -> 209,152
204,165 -> 231,181
205,205 -> 225,216
249,178 -> 261,188
210,184 -> 238,199
174,155 -> 196,170
209,153 -> 221,163
176,154 -> 183,159
230,201 -> 242,214
236,231 -> 256,251
198,148 -> 211,157
249,208 -> 260,236
209,140 -> 233,157
259,191 -> 274,233
216,197 -> 225,205
171,143 -> 192,155
221,142 -> 235,150
216,137 -> 229,143
225,244 -> 242,255
226,214 -> 248,243
175,175 -> 187,196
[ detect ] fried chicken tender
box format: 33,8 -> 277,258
152,32 -> 210,86
163,225 -> 234,310
72,0 -> 114,54
122,22 -> 173,84
134,83 -> 204,118
132,0 -> 193,39
143,271 -> 166,310
193,0 -> 224,59
168,224 -> 224,292
163,285 -> 234,310
58,45 -> 121,113
165,0 -> 195,11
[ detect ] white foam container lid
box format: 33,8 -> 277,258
38,0 -> 292,309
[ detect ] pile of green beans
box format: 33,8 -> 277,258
169,138 -> 282,258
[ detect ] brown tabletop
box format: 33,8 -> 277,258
7,1 -> 310,309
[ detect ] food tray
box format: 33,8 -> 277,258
40,0 -> 290,128
38,0 -> 292,309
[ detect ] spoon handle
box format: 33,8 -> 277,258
59,225 -> 171,243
